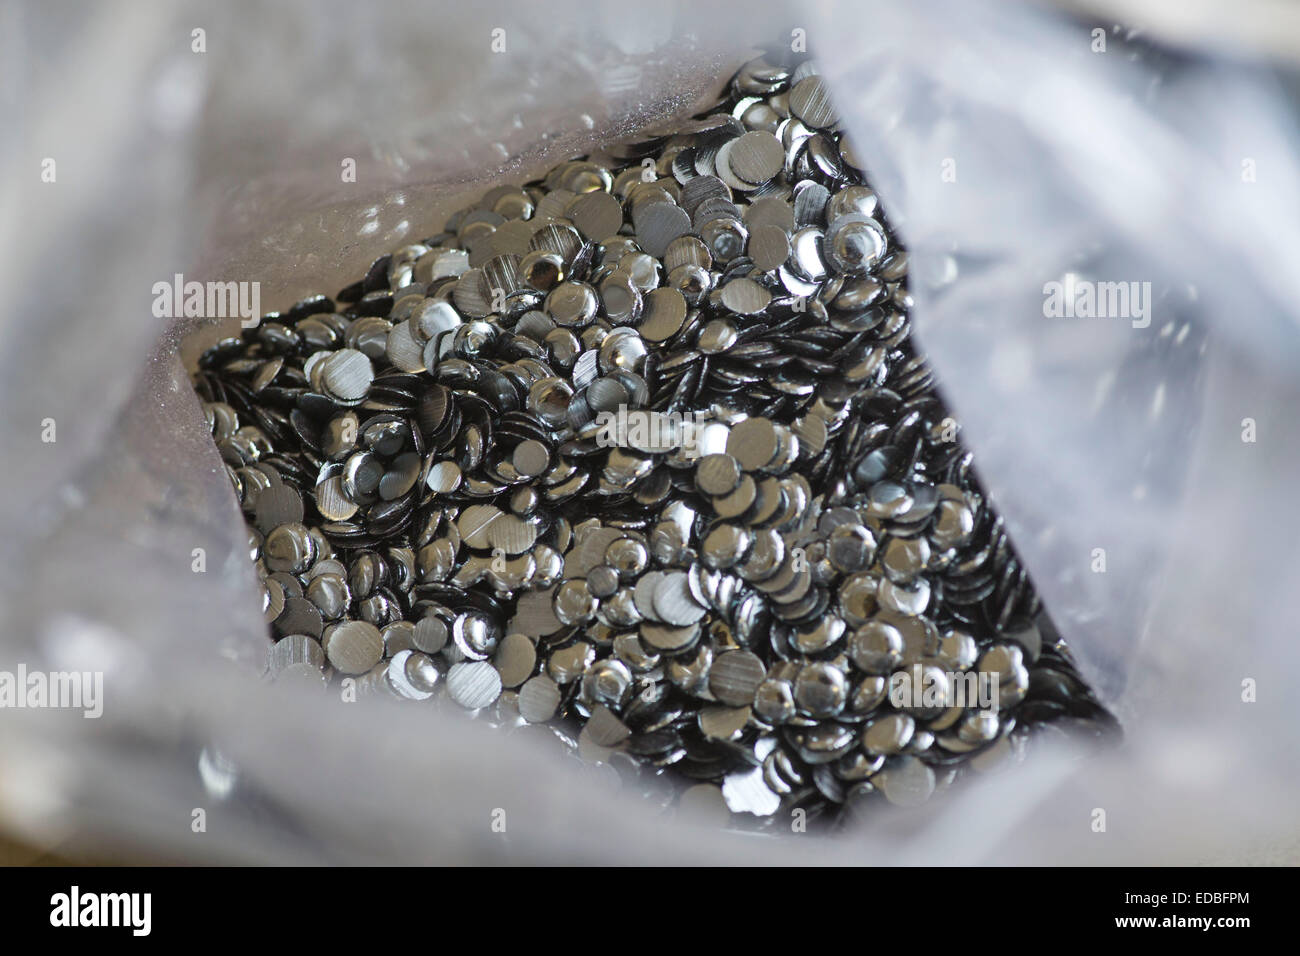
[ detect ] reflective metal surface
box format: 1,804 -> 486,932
193,47 -> 1116,832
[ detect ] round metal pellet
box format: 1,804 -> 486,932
264,523 -> 315,574
518,674 -> 562,723
325,620 -> 384,675
748,223 -> 791,272
679,173 -> 731,214
754,678 -> 796,724
863,713 -> 916,756
789,226 -> 826,279
634,201 -> 691,258
794,662 -> 848,717
938,630 -> 979,671
305,572 -> 350,620
713,474 -> 757,519
697,319 -> 738,354
385,320 -> 426,373
849,619 -> 905,674
382,620 -> 416,656
549,640 -> 595,684
485,513 -> 538,556
788,75 -> 836,130
980,644 -> 1025,681
828,185 -> 879,220
824,214 -> 887,277
584,660 -> 634,707
567,190 -> 623,241
458,504 -> 502,549
379,452 -> 421,501
932,499 -> 975,548
276,595 -> 323,639
512,439 -> 550,477
874,755 -> 936,807
546,281 -> 599,328
269,634 -> 324,677
633,570 -> 667,621
728,130 -> 784,184
850,676 -> 889,715
739,529 -> 783,581
363,419 -> 408,457
494,633 -> 537,688
529,376 -> 575,427
699,705 -> 752,741
413,299 -> 462,341
744,195 -> 796,232
696,453 -> 742,495
446,660 -> 503,710
600,272 -> 643,325
638,287 -> 688,343
412,616 -> 449,654
702,523 -> 751,569
262,577 -> 286,624
315,475 -> 358,521
386,649 -> 436,700
664,235 -> 712,271
791,415 -> 828,458
426,460 -> 463,494
878,577 -> 931,617
255,484 -> 304,534
553,579 -> 598,627
668,263 -> 711,304
868,481 -> 913,518
719,277 -> 771,315
586,565 -> 620,600
792,616 -> 845,654
640,622 -> 701,653
958,710 -> 1000,745
587,376 -> 630,413
882,535 -> 932,583
453,611 -> 501,661
829,524 -> 876,572
708,650 -> 766,707
529,221 -> 581,260
344,451 -> 383,500
603,539 -> 647,581
513,585 -> 564,638
321,349 -> 374,402
452,269 -> 492,317
726,417 -> 779,472
520,250 -> 564,291
653,572 -> 707,627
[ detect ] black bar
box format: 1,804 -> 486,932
0,865 -> 1279,941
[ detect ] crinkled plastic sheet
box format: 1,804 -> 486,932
2,0 -> 1299,864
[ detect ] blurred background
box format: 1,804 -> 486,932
1,0 -> 1299,864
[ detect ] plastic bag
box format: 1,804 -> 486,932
3,0 -> 1299,864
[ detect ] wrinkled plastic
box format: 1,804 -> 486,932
3,0 -> 1299,864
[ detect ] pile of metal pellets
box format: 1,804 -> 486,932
193,48 -> 1116,827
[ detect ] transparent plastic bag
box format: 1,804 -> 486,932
3,0 -> 1298,864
